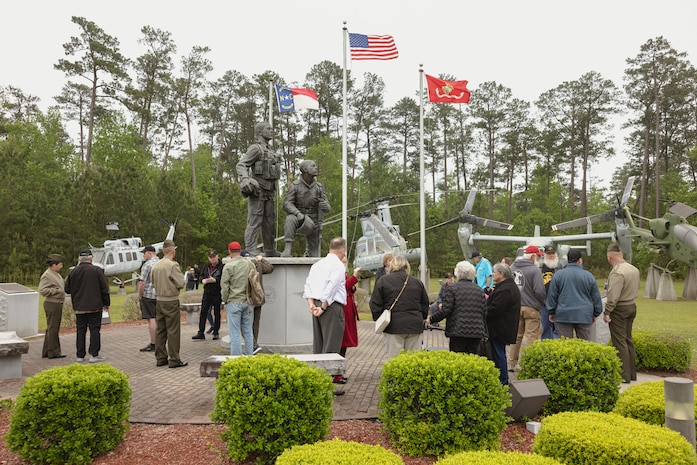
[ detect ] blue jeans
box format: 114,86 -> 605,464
490,339 -> 508,385
226,302 -> 254,356
540,305 -> 559,340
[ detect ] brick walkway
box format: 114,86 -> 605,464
0,320 -> 448,423
0,320 -> 658,424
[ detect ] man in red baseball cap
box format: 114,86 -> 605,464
507,244 -> 546,371
220,241 -> 255,355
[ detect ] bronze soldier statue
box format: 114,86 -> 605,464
236,122 -> 282,257
282,160 -> 330,257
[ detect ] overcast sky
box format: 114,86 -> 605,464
3,0 -> 697,188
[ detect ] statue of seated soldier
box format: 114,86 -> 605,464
281,160 -> 330,257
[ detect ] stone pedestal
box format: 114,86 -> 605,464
0,283 -> 39,338
180,303 -> 201,325
590,294 -> 610,345
0,331 -> 29,380
221,257 -> 319,354
200,353 -> 345,378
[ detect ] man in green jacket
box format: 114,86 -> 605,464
151,239 -> 187,368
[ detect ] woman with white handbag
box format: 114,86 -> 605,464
370,255 -> 429,358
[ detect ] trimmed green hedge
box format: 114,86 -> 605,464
276,439 -> 403,464
614,380 -> 697,441
634,330 -> 691,372
211,354 -> 334,465
436,450 -> 563,464
534,411 -> 697,464
518,338 -> 621,414
7,364 -> 131,465
378,350 -> 510,457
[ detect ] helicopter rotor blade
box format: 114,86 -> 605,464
461,189 -> 478,216
470,216 -> 514,230
551,210 -> 616,231
668,201 -> 697,218
366,215 -> 401,247
621,176 -> 636,207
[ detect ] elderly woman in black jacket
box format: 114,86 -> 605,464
486,262 -> 521,385
427,260 -> 487,354
370,255 -> 429,358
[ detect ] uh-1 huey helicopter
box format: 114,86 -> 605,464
350,196 -> 422,276
86,220 -> 176,285
416,188 -> 617,264
550,176 -> 697,297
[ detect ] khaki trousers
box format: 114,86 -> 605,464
507,306 -> 541,368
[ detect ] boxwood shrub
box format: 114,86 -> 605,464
211,354 -> 334,464
7,364 -> 131,465
275,438 -> 403,464
634,330 -> 691,372
614,380 -> 697,441
436,450 -> 563,464
518,338 -> 621,414
534,411 -> 697,465
378,350 -> 510,457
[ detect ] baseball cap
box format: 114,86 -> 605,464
471,251 -> 482,259
543,245 -> 556,254
240,249 -> 250,257
228,241 -> 241,251
143,245 -> 156,253
524,245 -> 544,256
79,249 -> 92,257
208,249 -> 218,257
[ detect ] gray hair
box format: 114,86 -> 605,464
454,260 -> 476,281
78,255 -> 92,263
493,262 -> 512,279
389,255 -> 410,273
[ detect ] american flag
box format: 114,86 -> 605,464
348,33 -> 398,60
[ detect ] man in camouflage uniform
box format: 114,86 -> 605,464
282,160 -> 331,257
236,122 -> 282,257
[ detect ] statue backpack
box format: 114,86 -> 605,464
245,259 -> 265,306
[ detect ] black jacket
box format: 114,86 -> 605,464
64,262 -> 110,312
486,277 -> 521,344
430,280 -> 487,339
370,270 -> 429,334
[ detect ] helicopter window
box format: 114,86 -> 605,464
106,253 -> 114,265
119,253 -> 124,263
127,252 -> 133,261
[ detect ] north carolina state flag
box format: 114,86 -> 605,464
426,74 -> 471,103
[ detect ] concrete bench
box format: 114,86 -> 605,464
0,331 -> 29,380
180,303 -> 201,325
200,353 -> 345,378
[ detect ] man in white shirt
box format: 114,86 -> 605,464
303,237 -> 347,354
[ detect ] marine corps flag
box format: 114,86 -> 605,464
425,74 -> 471,103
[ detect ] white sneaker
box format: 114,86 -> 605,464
76,357 -> 85,362
89,356 -> 107,363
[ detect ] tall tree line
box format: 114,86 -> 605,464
1,18 -> 696,281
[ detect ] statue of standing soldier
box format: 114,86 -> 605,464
282,160 -> 331,257
236,122 -> 282,257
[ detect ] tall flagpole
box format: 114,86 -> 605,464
419,65 -> 427,284
268,80 -> 274,127
341,23 -> 348,240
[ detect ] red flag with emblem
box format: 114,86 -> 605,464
425,74 -> 471,103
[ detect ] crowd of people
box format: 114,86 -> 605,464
38,237 -> 638,390
368,243 -> 639,386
